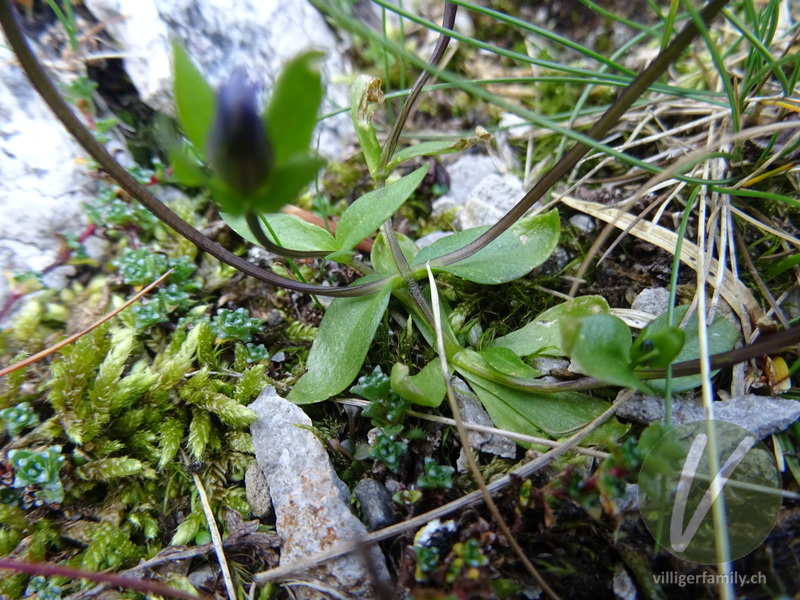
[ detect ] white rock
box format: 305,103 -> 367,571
569,213 -> 596,234
452,378 -> 516,472
0,42 -> 95,316
617,391 -> 800,439
249,386 -> 389,599
454,173 -> 523,230
432,154 -> 498,210
499,112 -> 533,139
83,0 -> 352,160
630,287 -> 670,316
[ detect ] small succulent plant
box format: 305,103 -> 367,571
8,446 -> 65,504
0,402 -> 40,436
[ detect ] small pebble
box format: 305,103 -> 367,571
354,478 -> 397,531
630,287 -> 670,316
187,563 -> 218,591
569,213 -> 596,234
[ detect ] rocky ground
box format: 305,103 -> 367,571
1,1 -> 799,599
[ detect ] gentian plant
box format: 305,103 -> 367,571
160,1 -> 753,447
168,41 -> 633,444
3,0 -> 786,452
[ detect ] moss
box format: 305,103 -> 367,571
0,196 -> 270,577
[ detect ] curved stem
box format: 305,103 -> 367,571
454,325 -> 800,393
245,211 -> 329,259
378,1 -> 457,173
429,0 -> 730,268
0,1 -> 383,298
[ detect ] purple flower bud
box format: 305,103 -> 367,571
206,68 -> 273,197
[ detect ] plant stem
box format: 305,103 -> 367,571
378,2 -> 457,174
245,211 -> 329,259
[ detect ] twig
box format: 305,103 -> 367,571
66,530 -> 279,600
335,398 -> 609,459
426,263 -> 562,600
0,558 -> 207,600
191,468 -> 237,600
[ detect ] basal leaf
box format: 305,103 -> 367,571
459,370 -> 627,443
172,41 -> 216,152
644,305 -> 740,392
287,279 -> 392,404
481,346 -> 540,378
220,211 -> 337,252
390,359 -> 446,408
412,210 -> 560,284
491,295 -> 610,357
335,165 -> 428,253
568,315 -> 652,393
264,51 -> 325,163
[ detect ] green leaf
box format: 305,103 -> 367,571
171,513 -> 203,546
350,75 -> 383,179
412,209 -> 560,284
221,211 -> 337,252
386,129 -> 491,171
644,305 -> 740,393
491,295 -> 610,357
481,346 -> 540,378
390,359 -> 446,408
630,326 -> 685,368
767,253 -> 800,278
169,147 -> 208,187
188,408 -> 211,459
459,370 -> 627,442
416,457 -> 454,489
288,280 -> 392,404
567,315 -> 653,393
251,155 -> 327,215
264,51 -> 325,163
335,165 -> 428,252
75,456 -> 154,481
172,41 -> 216,152
371,231 -> 419,276
159,123 -> 208,186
